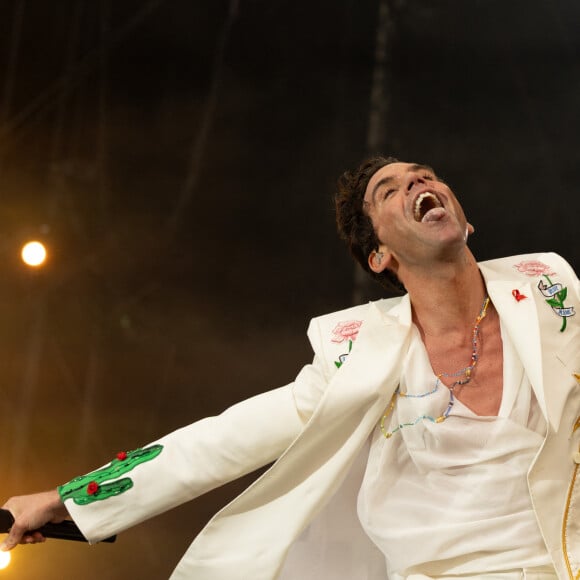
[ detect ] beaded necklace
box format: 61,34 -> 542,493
380,295 -> 491,439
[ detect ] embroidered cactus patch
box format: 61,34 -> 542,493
58,444 -> 163,505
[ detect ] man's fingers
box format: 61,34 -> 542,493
1,528 -> 21,551
23,531 -> 46,544
1,519 -> 38,550
1,528 -> 46,551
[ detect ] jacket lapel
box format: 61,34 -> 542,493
331,296 -> 412,408
485,279 -> 551,426
483,268 -> 576,433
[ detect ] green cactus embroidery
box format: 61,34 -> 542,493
58,444 -> 163,505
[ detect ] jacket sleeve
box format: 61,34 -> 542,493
64,355 -> 331,543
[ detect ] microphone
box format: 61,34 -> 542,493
0,509 -> 116,543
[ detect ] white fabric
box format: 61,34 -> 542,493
358,322 -> 552,579
405,565 -> 557,579
278,440 -> 386,580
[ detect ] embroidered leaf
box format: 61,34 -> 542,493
334,361 -> 342,368
546,298 -> 561,307
558,287 -> 568,302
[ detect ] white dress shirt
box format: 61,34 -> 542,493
358,322 -> 552,579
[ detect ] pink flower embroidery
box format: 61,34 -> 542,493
513,260 -> 555,277
331,320 -> 362,344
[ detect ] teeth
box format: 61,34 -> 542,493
414,192 -> 442,221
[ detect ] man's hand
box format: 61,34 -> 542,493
0,490 -> 69,551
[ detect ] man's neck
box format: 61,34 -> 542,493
403,250 -> 487,338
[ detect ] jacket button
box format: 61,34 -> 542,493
574,452 -> 580,464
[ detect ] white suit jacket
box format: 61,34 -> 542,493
66,253 -> 580,579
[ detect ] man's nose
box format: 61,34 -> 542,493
403,172 -> 426,195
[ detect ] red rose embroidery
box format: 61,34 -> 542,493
117,451 -> 127,461
513,260 -> 555,277
331,320 -> 362,344
86,481 -> 99,495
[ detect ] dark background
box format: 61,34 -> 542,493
0,1 -> 578,578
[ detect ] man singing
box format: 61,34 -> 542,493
2,157 -> 579,579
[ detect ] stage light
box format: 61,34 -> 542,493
21,241 -> 47,267
0,549 -> 10,569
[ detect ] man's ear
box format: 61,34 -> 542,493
464,221 -> 475,243
368,248 -> 392,274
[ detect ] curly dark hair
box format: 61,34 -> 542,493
335,155 -> 405,294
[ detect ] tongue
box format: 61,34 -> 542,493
421,207 -> 447,223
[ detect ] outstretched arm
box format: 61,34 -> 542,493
0,353 -> 331,548
1,381 -> 310,547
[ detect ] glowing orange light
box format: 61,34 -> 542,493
21,241 -> 47,267
0,550 -> 11,570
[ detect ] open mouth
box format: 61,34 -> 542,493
413,192 -> 443,222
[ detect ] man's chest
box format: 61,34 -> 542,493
426,316 -> 504,417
